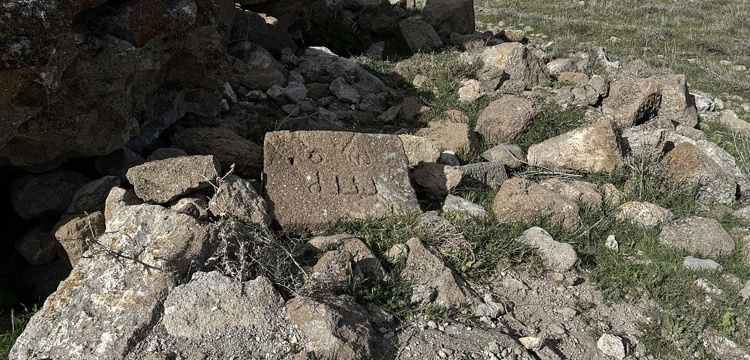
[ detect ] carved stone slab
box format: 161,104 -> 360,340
264,131 -> 420,232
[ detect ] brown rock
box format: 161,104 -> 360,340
444,109 -> 470,123
171,127 -> 263,179
208,174 -> 270,226
264,131 -> 420,232
476,95 -> 537,145
716,110 -> 750,138
54,212 -> 106,268
501,29 -> 526,43
662,142 -> 737,204
415,121 -> 480,155
527,118 -> 623,174
401,237 -> 480,309
558,72 -> 590,85
411,163 -> 463,200
401,96 -> 428,121
126,155 -> 221,203
287,295 -> 376,359
602,78 -> 662,127
492,178 -> 580,231
398,134 -> 441,167
538,178 -> 602,209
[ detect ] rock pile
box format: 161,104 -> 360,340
5,0 -> 750,358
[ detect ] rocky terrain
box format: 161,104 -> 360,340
3,0 -> 750,359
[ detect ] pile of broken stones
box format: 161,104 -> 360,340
5,0 -> 750,359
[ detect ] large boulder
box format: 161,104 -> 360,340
0,0 -> 232,168
527,118 -> 624,174
9,187 -> 216,359
264,131 -> 420,231
162,271 -> 285,339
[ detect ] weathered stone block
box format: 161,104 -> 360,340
264,131 -> 420,231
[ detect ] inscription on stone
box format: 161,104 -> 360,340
264,131 -> 421,231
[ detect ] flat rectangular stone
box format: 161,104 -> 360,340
264,131 -> 420,231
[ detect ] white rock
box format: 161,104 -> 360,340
605,235 -> 618,251
519,336 -> 542,350
597,334 -> 626,359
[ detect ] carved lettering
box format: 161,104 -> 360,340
306,148 -> 323,164
306,171 -> 321,193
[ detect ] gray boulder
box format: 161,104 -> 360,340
10,187 -> 216,359
162,271 -> 285,339
126,155 -> 221,203
480,144 -> 526,169
515,227 -> 578,271
659,216 -> 734,259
